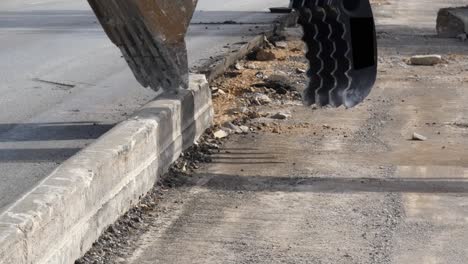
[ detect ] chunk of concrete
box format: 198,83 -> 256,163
270,112 -> 291,120
214,129 -> 229,139
412,133 -> 428,141
409,55 -> 443,66
437,6 -> 468,38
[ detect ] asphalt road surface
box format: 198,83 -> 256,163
0,0 -> 289,213
81,0 -> 468,263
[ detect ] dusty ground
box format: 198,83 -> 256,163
78,0 -> 468,263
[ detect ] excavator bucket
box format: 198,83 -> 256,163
292,0 -> 377,108
87,0 -> 198,91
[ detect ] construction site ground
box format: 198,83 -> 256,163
79,0 -> 468,263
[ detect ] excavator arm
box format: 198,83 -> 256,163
88,0 -> 377,107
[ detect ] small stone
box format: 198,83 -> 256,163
272,128 -> 280,134
227,107 -> 248,115
245,62 -> 257,69
211,86 -> 219,92
223,122 -> 243,134
256,49 -> 276,61
248,111 -> 261,119
217,89 -> 226,95
214,130 -> 229,139
409,55 -> 443,66
234,62 -> 244,70
263,73 -> 297,94
296,68 -> 306,74
412,132 -> 427,141
274,41 -> 288,49
270,112 -> 291,120
238,107 -> 249,114
239,126 -> 250,133
252,93 -> 272,105
205,142 -> 220,149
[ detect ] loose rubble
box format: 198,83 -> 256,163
270,112 -> 291,120
255,49 -> 277,61
252,93 -> 273,105
274,41 -> 288,49
213,129 -> 229,139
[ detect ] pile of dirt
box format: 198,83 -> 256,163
210,39 -> 309,134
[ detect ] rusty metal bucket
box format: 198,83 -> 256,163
87,0 -> 198,91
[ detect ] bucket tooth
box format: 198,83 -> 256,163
88,0 -> 198,91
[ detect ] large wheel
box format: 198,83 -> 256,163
292,0 -> 377,108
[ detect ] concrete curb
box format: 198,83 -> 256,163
0,75 -> 213,264
202,11 -> 298,82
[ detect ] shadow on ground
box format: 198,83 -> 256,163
195,173 -> 468,194
0,122 -> 114,162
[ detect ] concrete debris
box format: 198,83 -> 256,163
263,73 -> 297,94
239,126 -> 250,134
247,110 -> 266,119
213,129 -> 229,139
228,107 -> 249,115
245,62 -> 257,70
409,55 -> 443,66
252,93 -> 272,105
412,132 -> 428,141
296,68 -> 307,74
255,49 -> 276,61
223,122 -> 243,134
234,62 -> 244,70
270,112 -> 291,120
255,72 -> 265,79
274,41 -> 288,49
